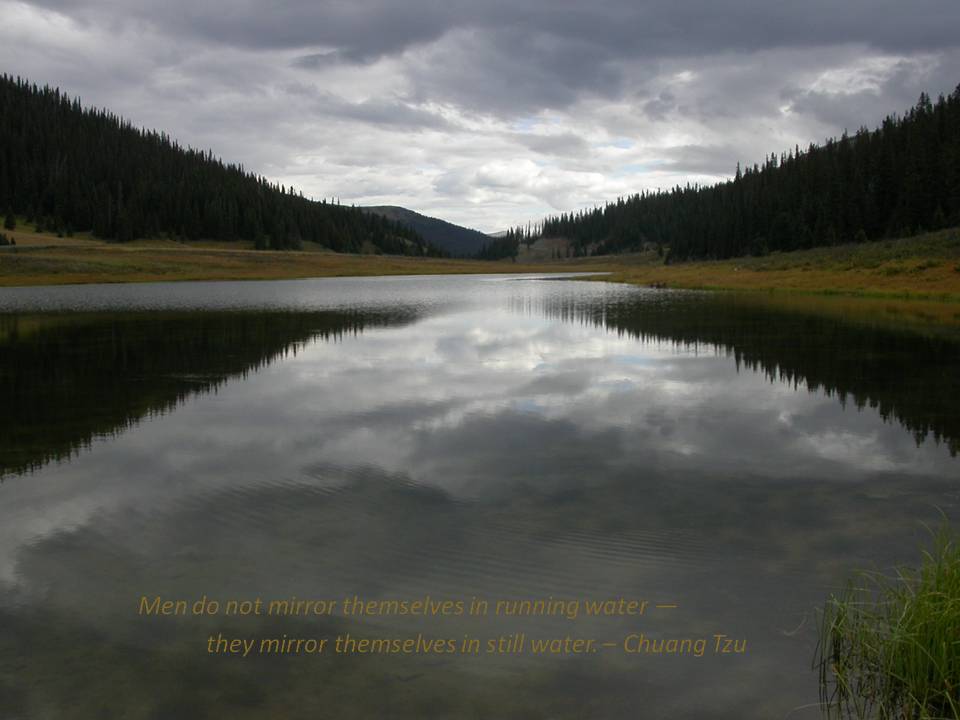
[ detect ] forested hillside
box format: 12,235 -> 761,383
476,227 -> 524,260
0,75 -> 439,255
362,205 -> 490,257
538,88 -> 960,261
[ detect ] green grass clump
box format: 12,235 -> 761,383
816,528 -> 960,719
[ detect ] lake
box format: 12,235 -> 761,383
1,274 -> 958,719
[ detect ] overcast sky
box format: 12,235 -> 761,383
1,1 -> 958,232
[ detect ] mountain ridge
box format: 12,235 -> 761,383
361,205 -> 491,257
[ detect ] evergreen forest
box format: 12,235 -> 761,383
0,75 -> 440,255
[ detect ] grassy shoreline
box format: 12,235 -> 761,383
585,227 -> 960,302
0,230 -> 569,286
816,527 -> 960,720
2,225 -> 959,302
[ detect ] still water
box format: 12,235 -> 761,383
1,274 -> 958,719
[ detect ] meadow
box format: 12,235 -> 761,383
2,222 -> 959,302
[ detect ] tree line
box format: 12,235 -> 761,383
536,87 -> 960,260
532,292 -> 959,456
0,75 -> 442,255
475,223 -> 545,260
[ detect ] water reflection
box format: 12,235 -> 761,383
518,291 -> 960,455
0,276 -> 957,719
0,309 -> 417,478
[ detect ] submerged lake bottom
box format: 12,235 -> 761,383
1,274 -> 958,719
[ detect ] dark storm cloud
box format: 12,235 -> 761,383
643,91 -> 676,122
18,1 -> 960,115
23,0 -> 960,57
281,84 -> 451,131
407,25 -> 629,114
783,48 -> 960,131
658,144 -> 744,176
510,131 -> 591,158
